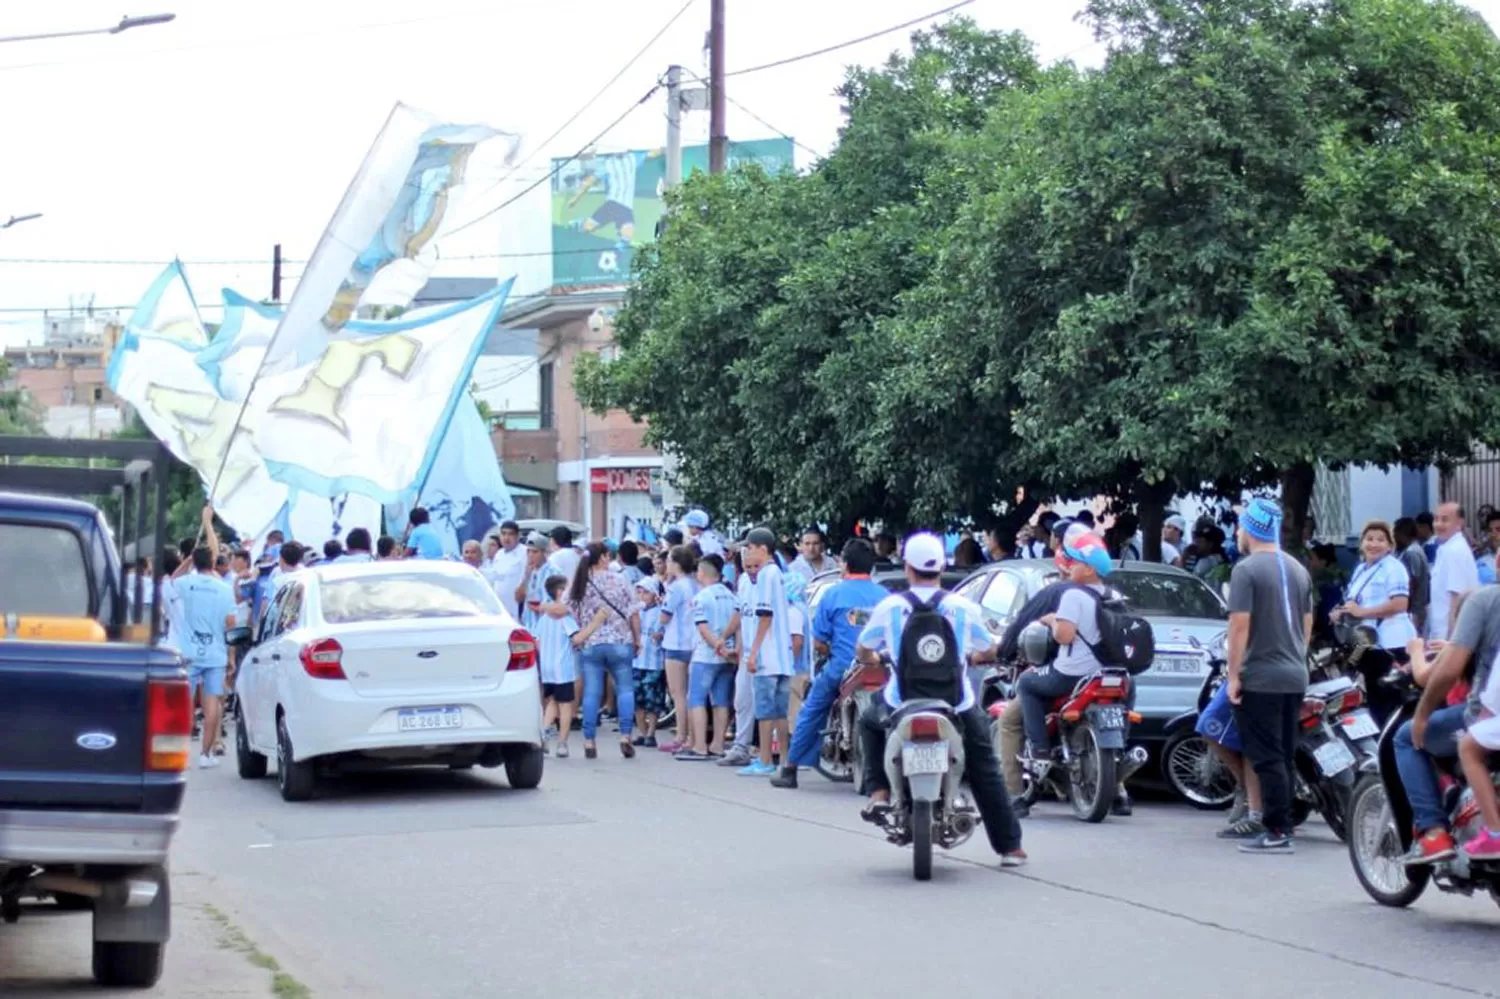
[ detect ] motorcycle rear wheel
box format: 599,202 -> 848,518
1069,725 -> 1116,823
813,704 -> 855,784
1347,774 -> 1430,908
1161,731 -> 1237,810
912,798 -> 934,881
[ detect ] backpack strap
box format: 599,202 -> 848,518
901,589 -> 947,614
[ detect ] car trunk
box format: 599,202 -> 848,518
332,619 -> 509,698
0,642 -> 153,810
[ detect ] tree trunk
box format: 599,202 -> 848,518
1134,478 -> 1174,563
1279,462 -> 1316,547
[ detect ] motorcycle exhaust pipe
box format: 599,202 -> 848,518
1120,746 -> 1150,782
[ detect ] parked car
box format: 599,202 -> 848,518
235,560 -> 545,801
951,560 -> 1228,752
804,566 -> 974,611
0,436 -> 187,989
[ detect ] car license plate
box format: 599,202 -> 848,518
902,742 -> 949,775
1152,655 -> 1206,675
1313,738 -> 1356,776
1340,710 -> 1379,740
1096,705 -> 1125,729
397,706 -> 463,732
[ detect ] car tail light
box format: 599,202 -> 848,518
908,715 -> 944,741
299,637 -> 346,679
146,677 -> 192,772
507,629 -> 538,671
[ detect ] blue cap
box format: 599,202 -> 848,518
1242,497 -> 1282,544
685,509 -> 710,529
602,537 -> 619,553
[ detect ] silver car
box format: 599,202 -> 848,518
950,560 -> 1229,751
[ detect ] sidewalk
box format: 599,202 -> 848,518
0,870 -> 296,997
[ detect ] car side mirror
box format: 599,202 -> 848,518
225,625 -> 253,648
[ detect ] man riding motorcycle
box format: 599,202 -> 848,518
855,533 -> 1026,867
771,539 -> 888,789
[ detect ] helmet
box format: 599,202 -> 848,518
1018,621 -> 1056,666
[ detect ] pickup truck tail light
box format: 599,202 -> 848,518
507,630 -> 538,671
146,678 -> 192,771
300,637 -> 346,679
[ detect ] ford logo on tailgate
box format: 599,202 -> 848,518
76,732 -> 117,751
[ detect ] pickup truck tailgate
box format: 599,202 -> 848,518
0,641 -> 183,810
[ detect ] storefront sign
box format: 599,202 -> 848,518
590,467 -> 653,493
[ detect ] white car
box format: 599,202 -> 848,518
232,560 -> 543,801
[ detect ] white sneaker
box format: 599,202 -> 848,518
197,754 -> 220,769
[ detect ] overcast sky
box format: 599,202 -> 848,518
0,0 -> 1496,344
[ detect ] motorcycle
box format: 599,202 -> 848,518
814,658 -> 889,787
1289,672 -> 1377,841
1160,636 -> 1238,810
866,699 -> 980,881
1348,676 -> 1500,909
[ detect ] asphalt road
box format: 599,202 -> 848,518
33,723 -> 1500,998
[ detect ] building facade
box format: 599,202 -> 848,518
1,316 -> 124,438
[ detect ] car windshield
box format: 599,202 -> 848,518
320,573 -> 500,623
1106,570 -> 1227,620
0,523 -> 92,617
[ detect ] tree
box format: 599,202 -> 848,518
578,20 -> 1044,530
0,358 -> 42,435
97,414 -> 215,549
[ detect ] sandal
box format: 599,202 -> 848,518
584,743 -> 598,760
621,739 -> 636,759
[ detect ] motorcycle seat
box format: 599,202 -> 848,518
887,699 -> 957,728
1306,676 -> 1355,701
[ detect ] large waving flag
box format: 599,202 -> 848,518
383,399 -> 515,556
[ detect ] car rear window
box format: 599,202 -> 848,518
0,523 -> 92,617
1107,571 -> 1227,620
319,573 -> 500,623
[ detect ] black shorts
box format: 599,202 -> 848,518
542,681 -> 576,703
591,199 -> 634,229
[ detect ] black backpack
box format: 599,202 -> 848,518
897,591 -> 964,705
1070,586 -> 1155,675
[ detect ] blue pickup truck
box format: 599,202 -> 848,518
0,435 -> 192,988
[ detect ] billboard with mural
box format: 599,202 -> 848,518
550,138 -> 794,287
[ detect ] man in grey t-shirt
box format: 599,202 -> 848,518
1227,498 -> 1313,855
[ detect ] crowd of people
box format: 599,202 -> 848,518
134,491 -> 1500,871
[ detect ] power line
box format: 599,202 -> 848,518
458,0 -> 698,224
726,0 -> 977,78
678,70 -> 822,161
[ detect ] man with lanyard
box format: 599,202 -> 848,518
853,533 -> 1026,867
771,538 -> 888,789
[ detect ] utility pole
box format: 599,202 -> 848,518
708,0 -> 727,173
665,65 -> 684,190
271,244 -> 283,303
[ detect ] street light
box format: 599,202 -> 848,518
0,13 -> 176,45
1,213 -> 42,230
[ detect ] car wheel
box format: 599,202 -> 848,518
236,712 -> 268,780
503,744 -> 544,790
276,715 -> 318,802
92,940 -> 164,988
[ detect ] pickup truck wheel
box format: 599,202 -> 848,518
236,714 -> 268,779
93,940 -> 164,988
502,744 -> 544,790
276,716 -> 318,802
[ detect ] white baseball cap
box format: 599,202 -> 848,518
635,576 -> 662,596
902,532 -> 946,573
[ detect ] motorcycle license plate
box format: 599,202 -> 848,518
1312,738 -> 1356,777
1340,710 -> 1379,741
1096,705 -> 1125,729
902,742 -> 949,775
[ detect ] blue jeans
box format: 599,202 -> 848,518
581,643 -> 635,740
787,663 -> 846,768
1394,703 -> 1468,832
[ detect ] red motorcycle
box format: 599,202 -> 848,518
814,659 -> 889,787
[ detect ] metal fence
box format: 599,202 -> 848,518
1442,444 -> 1500,518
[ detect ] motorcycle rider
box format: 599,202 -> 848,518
771,539 -> 887,790
1399,581 -> 1500,862
1014,531 -> 1137,817
855,533 -> 1026,867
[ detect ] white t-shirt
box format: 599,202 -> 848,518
747,563 -> 795,676
1346,554 -> 1416,649
488,545 -> 527,619
1429,533 -> 1480,640
1160,541 -> 1181,565
545,548 -> 581,590
158,576 -> 186,652
1053,583 -> 1108,677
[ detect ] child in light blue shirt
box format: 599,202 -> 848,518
633,577 -> 667,747
534,574 -> 580,758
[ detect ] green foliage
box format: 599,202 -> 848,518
98,414 -> 212,548
580,2 -> 1500,534
0,358 -> 42,435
